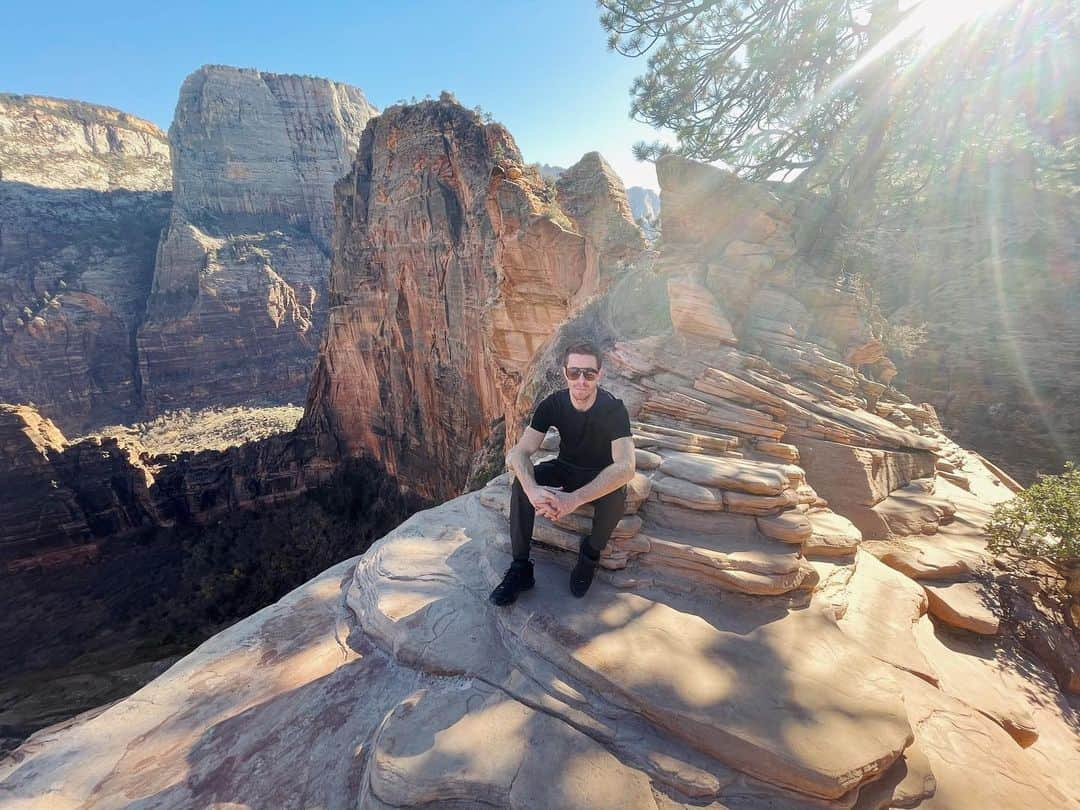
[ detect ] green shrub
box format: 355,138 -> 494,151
987,463 -> 1080,563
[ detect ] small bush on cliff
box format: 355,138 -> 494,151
987,463 -> 1080,564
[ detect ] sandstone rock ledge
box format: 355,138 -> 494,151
2,490 -> 1076,808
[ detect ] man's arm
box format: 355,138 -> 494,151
507,427 -> 559,517
547,437 -> 635,519
507,426 -> 546,488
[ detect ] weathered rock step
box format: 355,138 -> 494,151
632,555 -> 817,596
924,581 -> 1000,636
645,378 -> 789,437
695,366 -> 788,411
512,586 -> 913,800
725,364 -> 939,453
657,449 -> 800,495
834,551 -> 938,686
804,510 -> 862,557
873,481 -> 957,538
909,616 -> 1038,748
862,538 -> 981,581
650,472 -> 805,517
640,524 -> 806,576
753,438 -> 800,462
641,392 -> 786,440
632,419 -> 740,453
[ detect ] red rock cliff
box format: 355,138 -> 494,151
301,97 -> 642,500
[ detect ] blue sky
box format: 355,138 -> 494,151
1,0 -> 672,189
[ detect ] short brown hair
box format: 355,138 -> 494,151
561,341 -> 602,369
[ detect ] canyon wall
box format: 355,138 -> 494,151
1,70 -> 378,431
301,97 -> 643,501
137,66 -> 378,413
0,95 -> 171,430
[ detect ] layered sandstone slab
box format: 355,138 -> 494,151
137,66 -> 377,414
924,581 -> 1001,635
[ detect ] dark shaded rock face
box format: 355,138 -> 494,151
0,403 -> 424,752
0,95 -> 172,432
136,66 -> 378,415
302,98 -> 643,502
870,169 -> 1080,482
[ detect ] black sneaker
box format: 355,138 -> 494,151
489,560 -> 535,606
570,537 -> 600,598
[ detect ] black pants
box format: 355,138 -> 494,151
510,458 -> 626,562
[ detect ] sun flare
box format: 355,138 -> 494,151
904,0 -> 1016,47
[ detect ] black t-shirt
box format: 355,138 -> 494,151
529,387 -> 632,470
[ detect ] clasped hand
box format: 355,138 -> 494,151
527,485 -> 582,521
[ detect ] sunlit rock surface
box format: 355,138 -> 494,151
3,152 -> 1077,808
0,93 -> 171,192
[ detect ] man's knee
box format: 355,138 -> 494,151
591,485 -> 626,512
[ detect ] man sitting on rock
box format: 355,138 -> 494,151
490,342 -> 636,605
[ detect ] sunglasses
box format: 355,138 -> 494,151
564,366 -> 599,381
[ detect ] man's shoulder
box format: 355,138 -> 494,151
595,388 -> 628,415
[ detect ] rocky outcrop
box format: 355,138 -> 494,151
136,66 -> 377,414
0,96 -> 171,431
302,98 -> 642,501
554,152 -> 644,283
